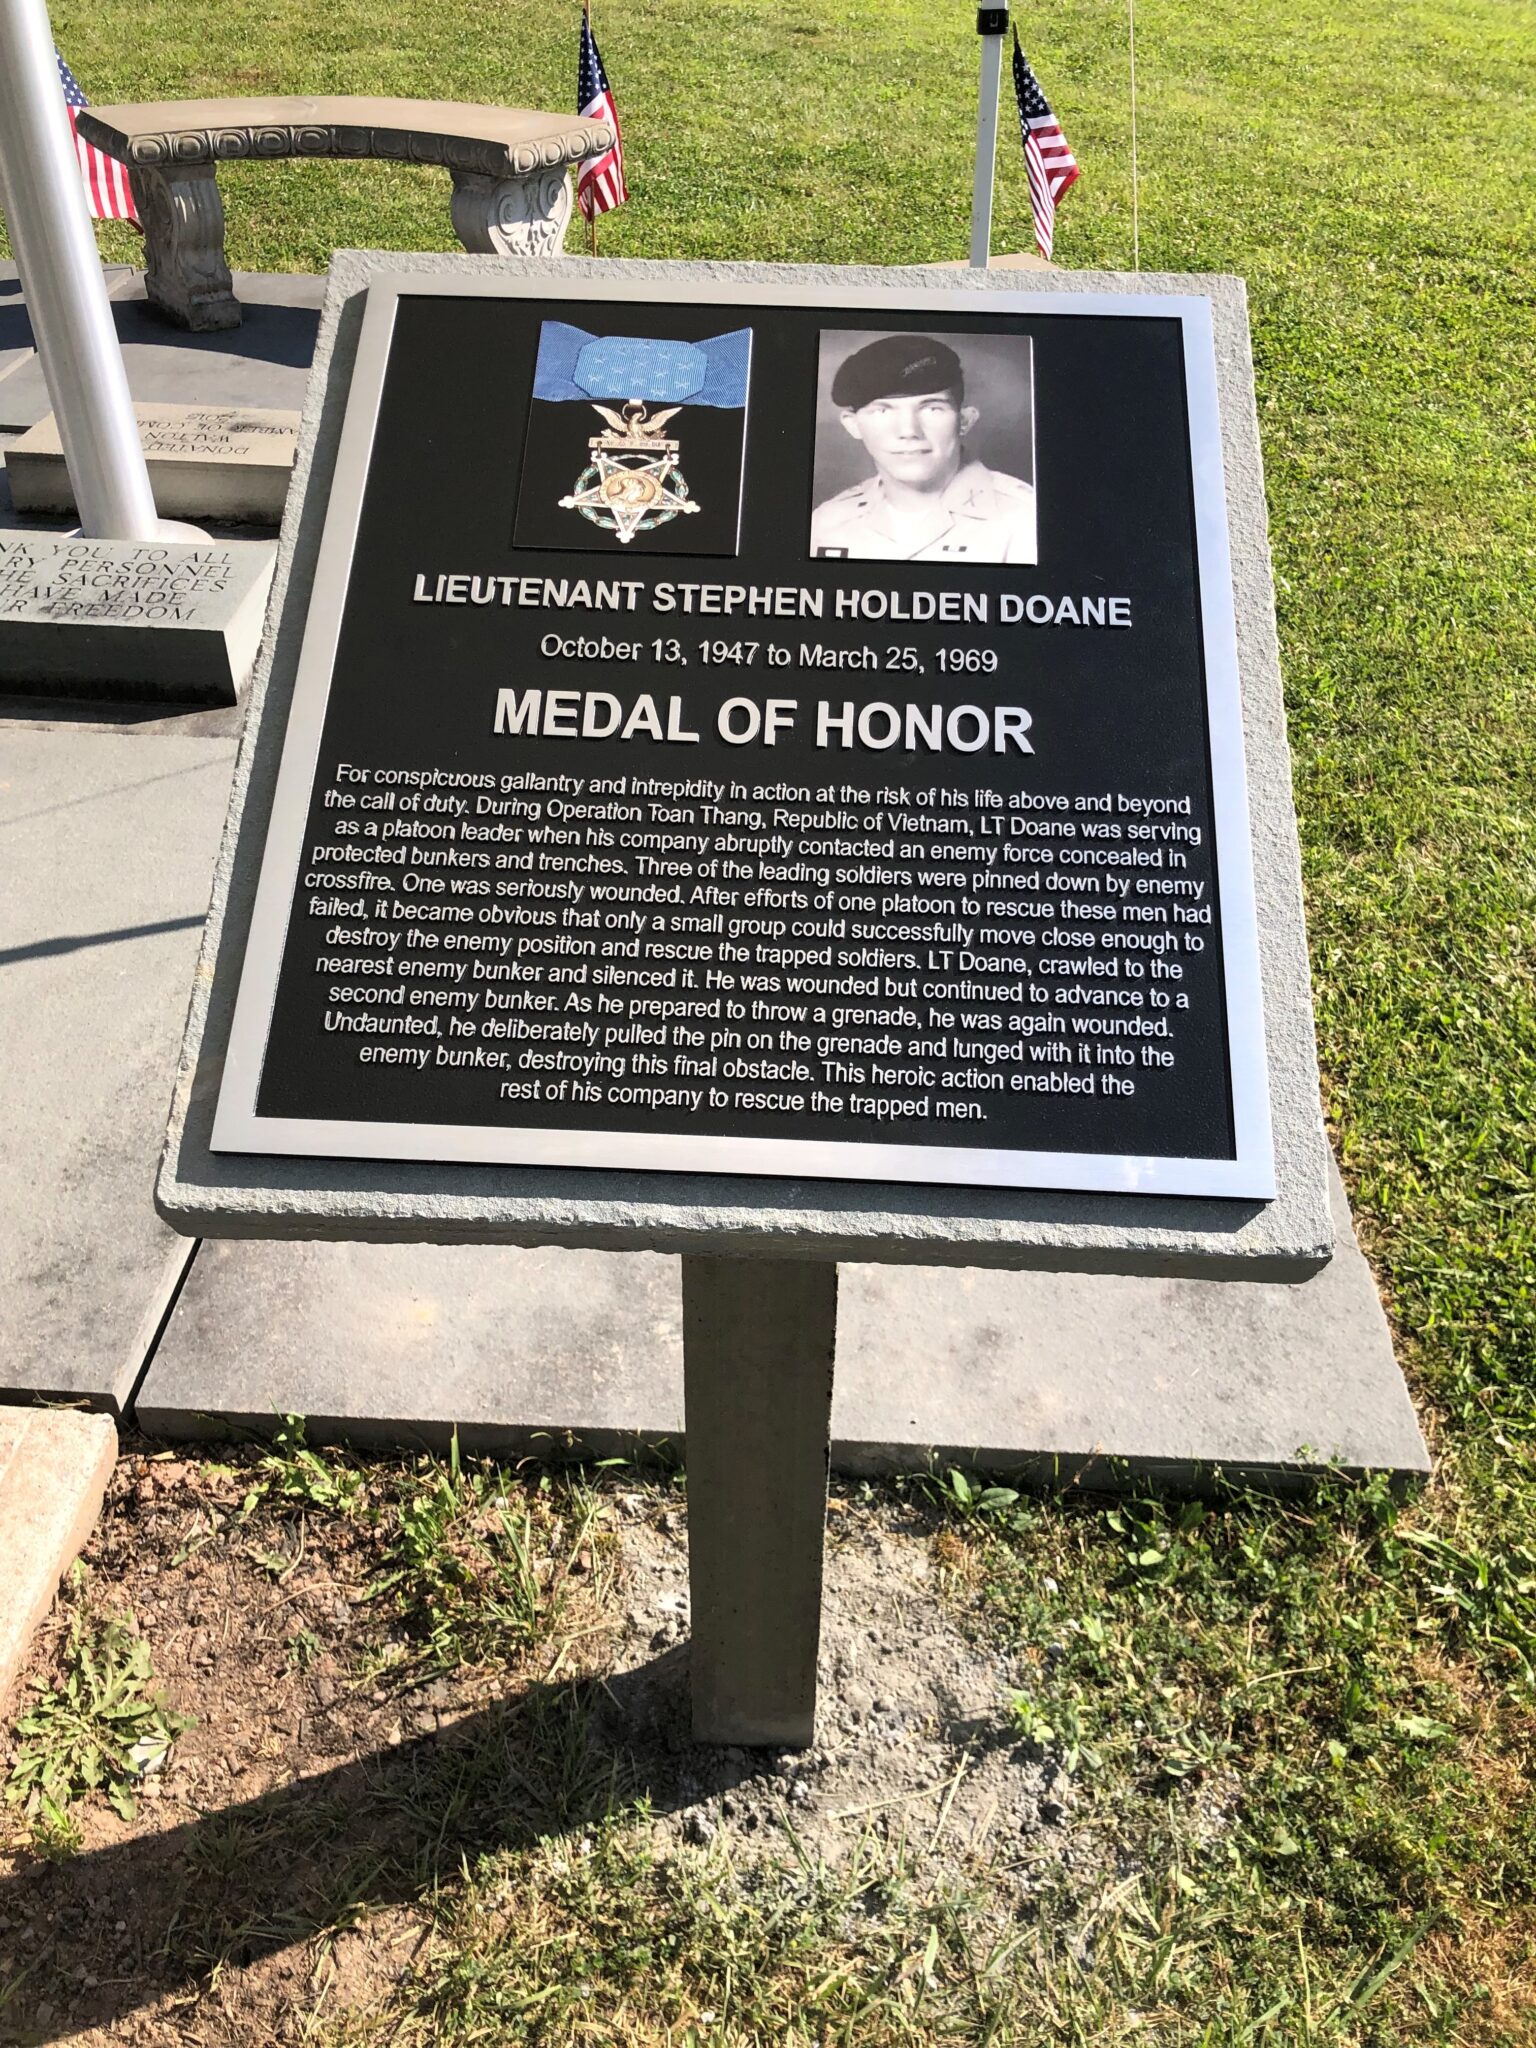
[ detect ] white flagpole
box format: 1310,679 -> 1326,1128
0,0 -> 163,539
585,0 -> 597,256
968,4 -> 1009,268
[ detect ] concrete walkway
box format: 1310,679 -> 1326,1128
0,725 -> 236,1407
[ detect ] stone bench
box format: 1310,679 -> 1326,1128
75,97 -> 614,332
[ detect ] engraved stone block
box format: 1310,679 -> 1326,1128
0,535 -> 275,704
6,401 -> 299,524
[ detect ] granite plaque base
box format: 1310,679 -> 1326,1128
0,534 -> 274,703
158,255 -> 1334,1278
135,1159 -> 1428,1486
7,402 -> 298,524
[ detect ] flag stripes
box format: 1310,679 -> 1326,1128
1012,32 -> 1078,261
577,12 -> 628,222
55,52 -> 138,224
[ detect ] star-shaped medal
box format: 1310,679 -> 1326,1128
560,401 -> 702,543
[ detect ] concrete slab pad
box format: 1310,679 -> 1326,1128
136,1156 -> 1427,1484
0,727 -> 236,1407
0,1408 -> 118,1708
0,272 -> 322,430
837,1157 -> 1428,1483
139,1239 -> 685,1455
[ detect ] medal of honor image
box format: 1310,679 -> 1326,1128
561,398 -> 696,543
515,321 -> 752,557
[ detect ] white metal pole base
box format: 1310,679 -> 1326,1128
968,6 -> 1010,269
66,521 -> 214,542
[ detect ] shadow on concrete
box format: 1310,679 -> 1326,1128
0,276 -> 32,360
0,1651 -> 755,2041
0,754 -> 234,830
0,270 -> 320,430
0,695 -> 245,737
110,294 -> 320,371
0,914 -> 205,968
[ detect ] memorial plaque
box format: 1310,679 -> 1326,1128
210,272 -> 1275,1199
162,262 -> 1339,1754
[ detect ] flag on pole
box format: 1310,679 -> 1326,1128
1012,32 -> 1077,261
56,52 -> 138,224
576,9 -> 628,221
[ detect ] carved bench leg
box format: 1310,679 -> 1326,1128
128,163 -> 241,332
449,168 -> 573,258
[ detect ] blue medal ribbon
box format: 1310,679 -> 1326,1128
533,323 -> 751,408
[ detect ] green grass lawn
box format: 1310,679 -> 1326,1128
7,0 -> 1536,2037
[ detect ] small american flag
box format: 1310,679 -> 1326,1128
576,10 -> 627,221
1012,33 -> 1077,261
56,52 -> 138,225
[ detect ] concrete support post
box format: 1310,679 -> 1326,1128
682,1255 -> 838,1749
0,0 -> 161,538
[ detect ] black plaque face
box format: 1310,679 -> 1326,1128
215,278 -> 1273,1197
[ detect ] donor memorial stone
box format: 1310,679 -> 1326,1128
6,401 -> 299,524
160,257 -> 1334,1746
0,532 -> 273,702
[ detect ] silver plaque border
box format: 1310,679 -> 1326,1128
212,273 -> 1275,1200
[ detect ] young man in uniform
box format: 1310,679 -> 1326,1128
810,334 -> 1037,564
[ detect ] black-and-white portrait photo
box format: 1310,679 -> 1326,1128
809,329 -> 1037,564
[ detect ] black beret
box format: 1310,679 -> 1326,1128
831,334 -> 965,411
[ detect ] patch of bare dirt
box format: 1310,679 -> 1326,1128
0,1449 -> 1089,2045
606,1497 -> 1085,1895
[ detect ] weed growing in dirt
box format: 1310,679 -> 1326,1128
287,1626 -> 324,1671
359,1444 -> 616,1689
5,1573 -> 193,1839
924,1468 -> 1023,1526
230,1426 -> 620,1693
252,1416 -> 368,1518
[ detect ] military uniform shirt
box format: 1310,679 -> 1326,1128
810,461 -> 1038,564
